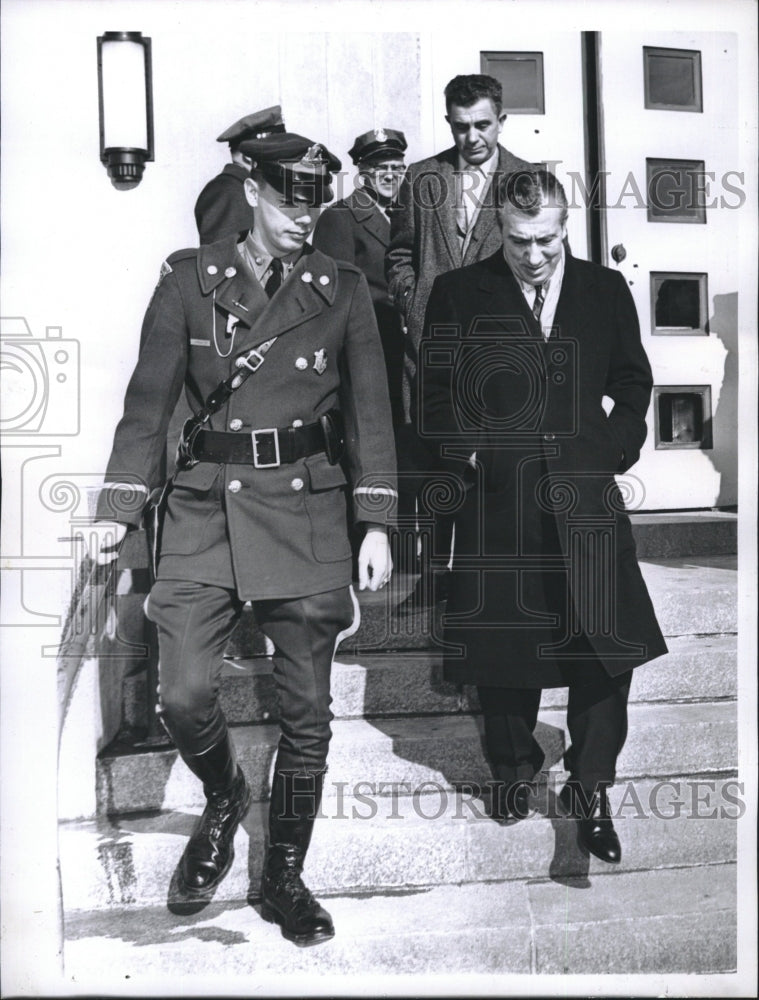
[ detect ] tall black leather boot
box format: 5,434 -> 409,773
260,769 -> 334,947
177,732 -> 252,896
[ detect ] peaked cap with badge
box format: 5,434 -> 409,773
195,105 -> 288,244
217,105 -> 286,148
348,127 -> 407,165
240,132 -> 342,206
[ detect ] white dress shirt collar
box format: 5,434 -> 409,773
457,147 -> 499,177
516,245 -> 566,339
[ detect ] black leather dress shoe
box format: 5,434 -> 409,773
559,783 -> 621,864
492,781 -> 533,824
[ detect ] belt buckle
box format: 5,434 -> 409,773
237,349 -> 266,373
251,428 -> 280,468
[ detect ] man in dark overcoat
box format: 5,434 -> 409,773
419,169 -> 667,863
194,105 -> 286,244
313,127 -> 407,428
95,134 -> 397,946
386,74 -> 532,606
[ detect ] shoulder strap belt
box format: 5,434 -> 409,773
177,337 -> 278,470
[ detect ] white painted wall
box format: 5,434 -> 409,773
600,30 -> 743,509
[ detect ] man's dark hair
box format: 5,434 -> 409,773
444,74 -> 503,115
495,168 -> 569,224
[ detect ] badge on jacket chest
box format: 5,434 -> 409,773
313,349 -> 327,375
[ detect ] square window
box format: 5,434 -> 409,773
646,158 -> 707,223
650,272 -> 709,334
643,46 -> 703,112
481,52 -> 544,114
654,386 -> 712,449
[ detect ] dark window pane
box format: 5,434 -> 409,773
481,51 -> 544,114
653,275 -> 704,330
651,55 -> 695,104
644,47 -> 702,111
654,386 -> 713,448
647,158 -> 707,223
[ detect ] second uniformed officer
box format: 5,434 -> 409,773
194,105 -> 286,244
313,127 -> 407,427
95,134 -> 397,947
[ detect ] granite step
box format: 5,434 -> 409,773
234,632 -> 736,721
62,863 -> 737,979
98,700 -> 737,816
629,510 -> 737,558
60,777 -> 742,911
124,631 -> 736,732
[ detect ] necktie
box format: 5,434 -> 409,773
264,257 -> 283,298
532,283 -> 545,322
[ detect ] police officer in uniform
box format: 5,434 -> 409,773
95,134 -> 397,947
313,127 -> 407,427
194,105 -> 286,244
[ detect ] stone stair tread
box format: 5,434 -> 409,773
635,557 -> 736,636
224,556 -> 737,657
123,631 -> 736,735
215,632 -> 737,720
228,631 -> 737,674
526,863 -> 736,974
59,777 -> 740,911
334,558 -> 738,654
104,700 -> 736,766
631,511 -> 737,523
106,699 -> 737,757
62,863 -> 736,979
629,511 -> 736,558
123,630 -> 736,738
97,701 -> 736,816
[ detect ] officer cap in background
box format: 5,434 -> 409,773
239,133 -> 343,207
217,106 -> 286,149
348,127 -> 407,166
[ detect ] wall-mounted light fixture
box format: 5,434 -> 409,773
97,31 -> 154,188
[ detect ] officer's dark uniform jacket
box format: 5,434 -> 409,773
312,190 -> 404,426
98,237 -> 398,600
194,164 -> 255,244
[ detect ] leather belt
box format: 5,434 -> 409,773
191,421 -> 326,469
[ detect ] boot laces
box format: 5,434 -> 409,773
271,853 -> 317,907
200,786 -> 236,840
279,869 -> 317,908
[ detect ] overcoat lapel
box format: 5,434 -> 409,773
213,267 -> 268,326
432,153 -> 461,269
196,240 -> 266,327
347,195 -> 389,248
551,254 -> 596,344
462,146 -> 509,265
473,251 -> 596,344
473,252 -> 543,337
